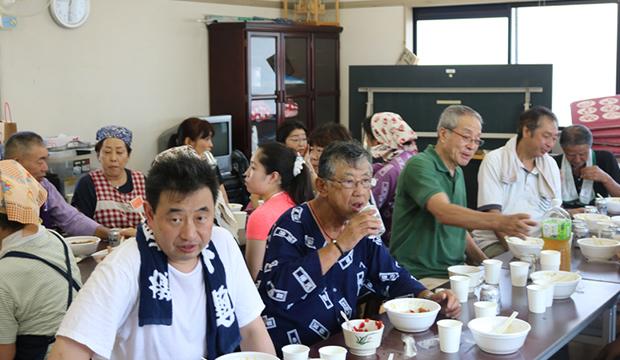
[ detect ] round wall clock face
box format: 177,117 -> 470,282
50,0 -> 90,29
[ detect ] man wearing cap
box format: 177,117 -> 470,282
71,125 -> 146,230
50,154 -> 274,360
4,131 -> 115,239
0,160 -> 82,359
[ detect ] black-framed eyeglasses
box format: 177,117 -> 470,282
325,177 -> 372,189
448,129 -> 485,147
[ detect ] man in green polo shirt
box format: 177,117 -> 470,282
389,105 -> 537,279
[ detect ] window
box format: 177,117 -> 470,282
414,1 -> 619,126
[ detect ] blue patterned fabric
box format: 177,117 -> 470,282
96,125 -> 133,147
256,203 -> 426,350
136,222 -> 241,359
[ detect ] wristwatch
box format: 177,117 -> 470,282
423,291 -> 434,300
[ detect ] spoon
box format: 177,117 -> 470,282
597,193 -> 604,198
341,310 -> 355,331
505,235 -> 523,244
495,311 -> 518,334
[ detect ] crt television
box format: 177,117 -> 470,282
158,115 -> 233,174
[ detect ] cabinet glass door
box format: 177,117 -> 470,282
250,36 -> 277,96
284,36 -> 309,95
315,37 -> 337,93
285,96 -> 309,127
315,95 -> 337,127
251,99 -> 278,152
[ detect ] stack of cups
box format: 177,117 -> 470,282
437,319 -> 463,353
509,261 -> 530,287
540,250 -> 560,271
483,259 -> 502,285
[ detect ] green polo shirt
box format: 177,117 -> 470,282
389,145 -> 467,279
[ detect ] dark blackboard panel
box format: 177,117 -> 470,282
349,64 -> 553,149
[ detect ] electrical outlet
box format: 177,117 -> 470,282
0,15 -> 16,29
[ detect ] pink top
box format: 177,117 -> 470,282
246,192 -> 296,241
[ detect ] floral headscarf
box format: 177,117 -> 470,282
370,112 -> 417,161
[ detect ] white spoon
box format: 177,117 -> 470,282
340,310 -> 355,331
495,311 -> 518,334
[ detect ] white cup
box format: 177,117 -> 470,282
450,275 -> 470,302
282,344 -> 310,360
233,211 -> 247,229
597,220 -> 614,237
540,250 -> 561,266
437,319 -> 463,353
533,279 -> 555,307
229,202 -> 243,212
474,301 -> 497,318
319,345 -> 347,360
258,199 -> 265,207
483,259 -> 502,285
541,264 -> 560,271
509,261 -> 530,287
527,284 -> 548,313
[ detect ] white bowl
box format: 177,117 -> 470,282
383,298 -> 440,333
341,319 -> 384,356
611,215 -> 620,226
229,202 -> 243,212
577,238 -> 620,261
573,213 -> 610,233
606,197 -> 620,214
216,352 -> 279,360
468,316 -> 531,355
530,270 -> 581,299
506,237 -> 544,258
66,236 -> 101,257
91,249 -> 110,264
448,265 -> 483,292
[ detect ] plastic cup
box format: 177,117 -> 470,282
483,259 -> 502,285
533,279 -> 556,307
450,275 -> 470,302
540,250 -> 561,265
282,344 -> 310,360
437,319 -> 463,353
474,301 -> 497,318
510,261 -> 529,287
233,211 -> 247,229
527,284 -> 548,313
319,346 -> 347,360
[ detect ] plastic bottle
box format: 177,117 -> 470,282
541,199 -> 572,271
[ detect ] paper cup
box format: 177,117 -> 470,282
597,220 -> 614,237
533,279 -> 555,307
474,301 -> 497,318
450,275 -> 470,302
541,264 -> 560,271
540,250 -> 561,265
319,346 -> 347,360
527,284 -> 548,314
233,211 -> 247,229
282,344 -> 310,360
437,319 -> 463,353
483,259 -> 502,285
510,261 -> 529,287
258,199 -> 265,207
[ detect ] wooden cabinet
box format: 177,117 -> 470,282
208,22 -> 342,158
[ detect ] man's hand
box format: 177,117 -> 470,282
498,213 -> 537,240
119,227 -> 137,238
336,210 -> 382,252
427,289 -> 461,319
581,165 -> 609,183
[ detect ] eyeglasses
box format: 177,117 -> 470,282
286,136 -> 308,145
325,177 -> 372,189
448,129 -> 485,147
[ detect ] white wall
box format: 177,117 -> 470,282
0,0 -> 279,173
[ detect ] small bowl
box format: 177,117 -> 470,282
341,319 -> 384,356
606,197 -> 620,214
530,270 -> 581,299
383,298 -> 440,332
506,237 -> 544,258
577,238 -> 620,261
448,265 -> 483,292
468,316 -> 531,354
91,249 -> 110,264
229,202 -> 243,212
573,213 -> 610,233
215,352 -> 279,360
66,236 -> 101,257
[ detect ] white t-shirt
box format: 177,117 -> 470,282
473,147 -> 559,250
56,227 -> 263,360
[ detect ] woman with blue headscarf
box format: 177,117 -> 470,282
72,125 -> 146,229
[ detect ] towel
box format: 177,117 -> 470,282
500,136 -> 559,200
136,222 -> 241,359
561,149 -> 594,206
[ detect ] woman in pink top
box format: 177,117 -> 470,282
244,142 -> 314,281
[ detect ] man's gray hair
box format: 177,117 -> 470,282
437,105 -> 483,131
559,124 -> 593,148
5,132 -> 45,160
318,140 -> 371,181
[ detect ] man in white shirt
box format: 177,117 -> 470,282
49,155 -> 275,360
473,106 -> 562,258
